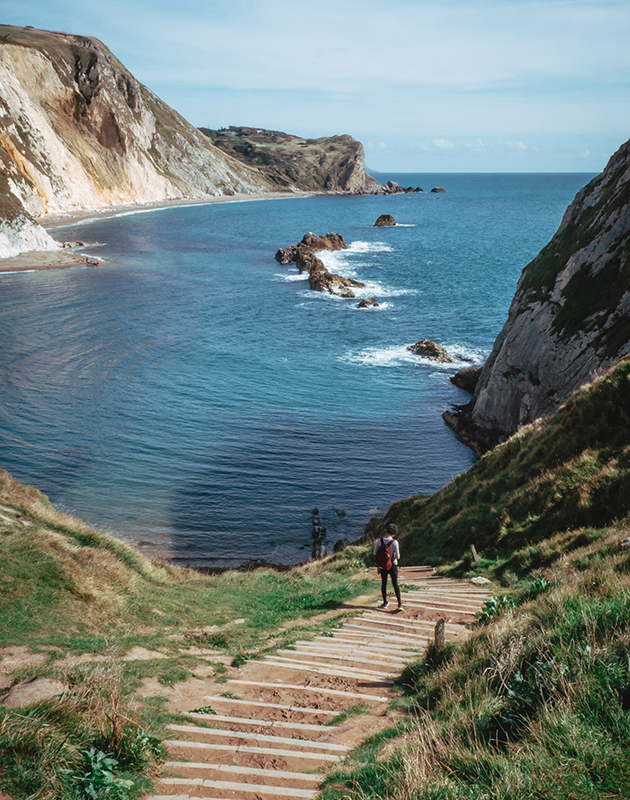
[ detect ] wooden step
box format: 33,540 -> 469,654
168,724 -> 350,751
157,773 -> 319,797
185,712 -> 333,734
164,739 -> 341,764
263,655 -> 395,682
163,761 -> 321,782
202,695 -> 338,719
226,679 -> 390,704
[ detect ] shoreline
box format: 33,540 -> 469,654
42,190 -> 309,229
0,191 -> 309,273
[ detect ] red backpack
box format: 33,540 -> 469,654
375,537 -> 394,571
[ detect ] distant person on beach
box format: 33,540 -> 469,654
374,523 -> 403,611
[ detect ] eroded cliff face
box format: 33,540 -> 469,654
446,137 -> 630,452
0,24 -> 274,257
200,127 -> 381,193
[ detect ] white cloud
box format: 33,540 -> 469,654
508,141 -> 528,150
433,138 -> 456,150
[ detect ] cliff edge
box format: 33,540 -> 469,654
446,136 -> 630,452
200,126 -> 381,193
0,24 -> 274,258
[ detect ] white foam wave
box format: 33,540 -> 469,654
340,341 -> 490,368
346,240 -> 393,253
445,342 -> 490,365
339,345 -> 420,367
274,272 -> 308,282
394,223 -> 416,227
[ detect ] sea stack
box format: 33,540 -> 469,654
374,214 -> 396,227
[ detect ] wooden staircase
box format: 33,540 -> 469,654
147,567 -> 491,800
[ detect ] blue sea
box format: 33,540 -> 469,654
0,173 -> 594,568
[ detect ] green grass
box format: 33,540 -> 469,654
321,359 -> 630,800
321,530 -> 630,799
0,468 -> 377,798
366,358 -> 630,585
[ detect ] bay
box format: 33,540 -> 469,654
0,172 -> 594,567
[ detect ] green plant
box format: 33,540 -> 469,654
72,748 -> 133,799
476,594 -> 517,624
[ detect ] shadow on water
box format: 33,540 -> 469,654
165,413 -> 410,570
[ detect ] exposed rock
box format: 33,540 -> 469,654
275,245 -> 296,264
0,24 -> 277,258
471,576 -> 491,585
445,136 -> 630,452
431,187 -> 446,193
374,214 -> 396,227
275,231 -> 363,296
407,340 -> 453,363
450,367 -> 482,393
1,677 -> 67,708
358,297 -> 379,308
334,539 -> 349,553
300,232 -> 347,252
201,126 -> 381,193
61,240 -> 86,248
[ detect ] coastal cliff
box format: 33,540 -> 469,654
445,136 -> 630,452
0,24 -> 276,258
200,126 -> 381,193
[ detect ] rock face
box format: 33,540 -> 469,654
450,367 -> 482,393
275,232 -> 364,296
358,297 -> 379,308
374,214 -> 396,227
201,126 -> 381,193
408,340 -> 453,363
431,187 -> 446,193
446,137 -> 630,453
0,25 -> 277,258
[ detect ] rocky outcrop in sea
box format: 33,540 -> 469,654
275,232 -> 365,296
444,136 -> 630,453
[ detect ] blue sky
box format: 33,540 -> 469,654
4,0 -> 629,171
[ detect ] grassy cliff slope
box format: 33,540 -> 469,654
322,361 -> 630,799
201,126 -> 381,193
0,468 -> 374,799
369,357 -> 630,581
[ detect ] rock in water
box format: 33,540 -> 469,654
374,214 -> 396,227
431,187 -> 446,193
275,231 -> 364,296
408,340 -> 453,363
358,297 -> 379,308
450,367 -> 481,393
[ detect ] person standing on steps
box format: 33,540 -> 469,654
374,523 -> 403,611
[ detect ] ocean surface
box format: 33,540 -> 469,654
0,172 -> 594,568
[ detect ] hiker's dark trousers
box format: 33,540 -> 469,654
381,565 -> 402,605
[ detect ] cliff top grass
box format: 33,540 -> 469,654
370,357 -> 630,584
200,125 -> 377,192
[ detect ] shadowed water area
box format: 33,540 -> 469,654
0,173 -> 594,567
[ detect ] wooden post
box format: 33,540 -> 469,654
470,544 -> 479,562
434,618 -> 445,650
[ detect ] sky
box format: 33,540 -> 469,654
4,0 -> 630,172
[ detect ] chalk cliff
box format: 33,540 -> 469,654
200,126 -> 381,193
0,24 -> 275,258
445,136 -> 630,452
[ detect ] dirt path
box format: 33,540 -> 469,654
146,567 -> 491,799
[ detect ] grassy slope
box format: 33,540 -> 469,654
200,126 -> 379,192
0,469 -> 376,798
323,359 -> 630,799
368,357 -> 630,583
